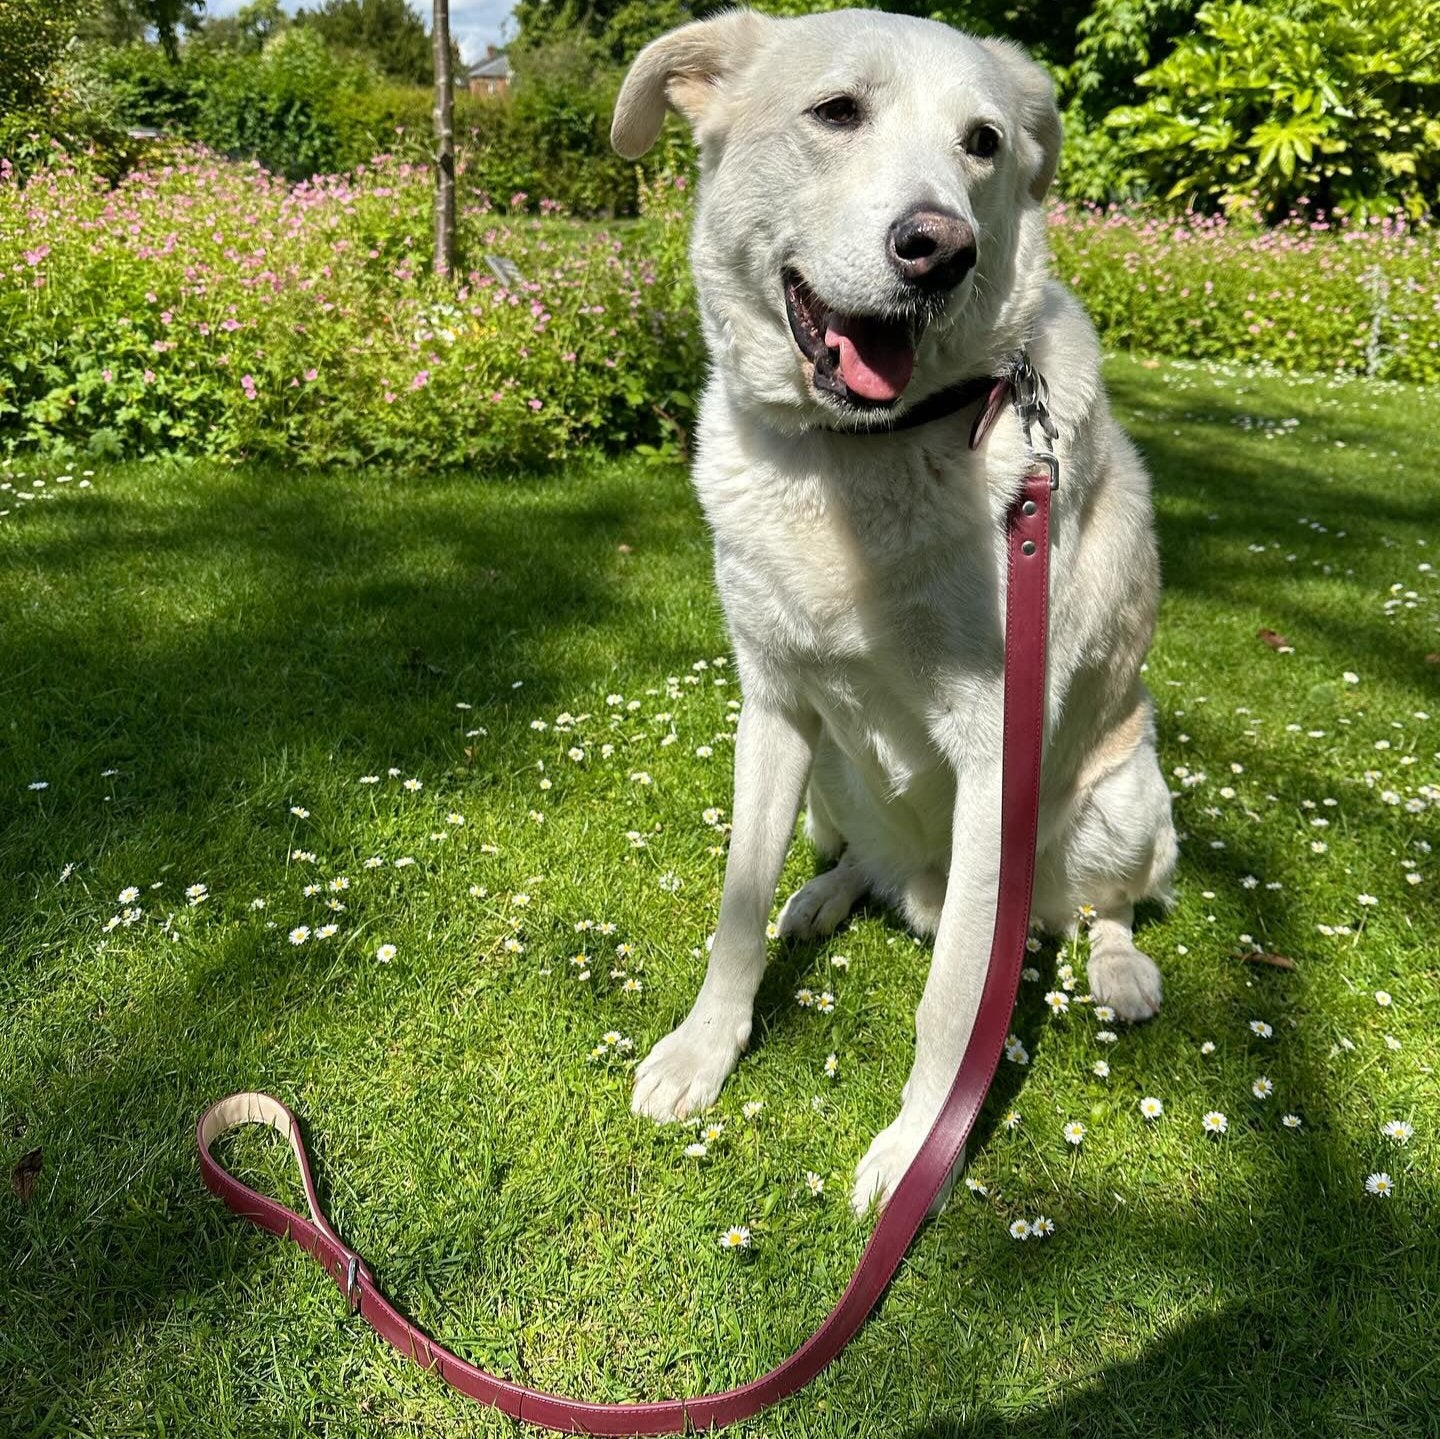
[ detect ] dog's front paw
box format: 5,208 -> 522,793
851,1114 -> 964,1219
1088,942 -> 1162,1022
631,1004 -> 751,1123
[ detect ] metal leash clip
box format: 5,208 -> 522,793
1011,353 -> 1060,490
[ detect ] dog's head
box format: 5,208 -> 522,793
613,8 -> 1061,433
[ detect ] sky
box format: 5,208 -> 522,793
203,0 -> 519,66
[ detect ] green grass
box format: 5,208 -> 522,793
2,354 -> 1437,1437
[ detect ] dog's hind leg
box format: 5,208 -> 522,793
777,849 -> 869,941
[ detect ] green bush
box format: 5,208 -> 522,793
1049,204 -> 1440,385
1105,0 -> 1440,221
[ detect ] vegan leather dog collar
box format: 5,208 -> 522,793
198,463 -> 1055,1434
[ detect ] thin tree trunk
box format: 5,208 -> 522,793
433,0 -> 456,278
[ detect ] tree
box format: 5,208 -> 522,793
193,0 -> 287,54
85,0 -> 207,60
432,0 -> 455,276
295,0 -> 438,85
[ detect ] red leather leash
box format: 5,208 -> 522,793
198,464 -> 1053,1435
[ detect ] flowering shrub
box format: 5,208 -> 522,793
1049,204 -> 1440,385
3,146 -> 1438,467
0,146 -> 699,466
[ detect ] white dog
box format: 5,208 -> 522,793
612,7 -> 1177,1216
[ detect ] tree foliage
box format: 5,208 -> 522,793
294,0 -> 438,85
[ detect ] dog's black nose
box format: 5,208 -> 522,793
887,208 -> 977,290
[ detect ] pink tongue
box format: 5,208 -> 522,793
824,315 -> 915,402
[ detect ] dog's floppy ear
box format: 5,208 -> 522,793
611,8 -> 771,159
977,38 -> 1063,203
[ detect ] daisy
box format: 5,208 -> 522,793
1365,1172 -> 1393,1197
795,988 -> 815,1008
1063,1121 -> 1086,1146
701,1123 -> 725,1142
964,1177 -> 989,1195
1095,1030 -> 1118,1044
1281,1114 -> 1302,1129
824,1053 -> 839,1078
1374,990 -> 1392,1007
316,923 -> 338,940
185,883 -> 208,905
1381,1120 -> 1413,1144
359,775 -> 380,785
1092,1060 -> 1110,1079
1251,1076 -> 1274,1099
288,926 -> 310,945
1200,1040 -> 1216,1055
816,991 -> 836,1013
289,806 -> 309,818
1004,1037 -> 1030,1066
623,977 -> 643,994
375,944 -> 397,963
1002,1109 -> 1022,1130
1202,1111 -> 1228,1135
719,1226 -> 751,1249
1139,1096 -> 1164,1119
329,876 -> 350,892
1093,1005 -> 1116,1023
1031,1216 -> 1055,1237
685,1143 -> 708,1159
402,778 -> 422,792
742,1101 -> 764,1119
1248,1020 -> 1273,1038
804,1172 -> 825,1196
118,886 -> 140,904
447,812 -> 465,826
1009,1218 -> 1032,1240
1044,990 -> 1069,1014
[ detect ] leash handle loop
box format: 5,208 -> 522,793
198,470 -> 1053,1435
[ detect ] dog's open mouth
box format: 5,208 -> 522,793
783,268 -> 920,408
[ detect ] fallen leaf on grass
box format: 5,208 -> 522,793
1243,952 -> 1298,971
1258,628 -> 1291,650
11,1148 -> 42,1203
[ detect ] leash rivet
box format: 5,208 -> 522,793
1022,500 -> 1037,516
1021,540 -> 1036,556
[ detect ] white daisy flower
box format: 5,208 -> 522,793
1202,1111 -> 1228,1135
1139,1096 -> 1163,1119
288,926 -> 310,945
1251,1076 -> 1274,1099
1009,1218 -> 1032,1240
375,944 -> 397,963
719,1226 -> 751,1249
1063,1121 -> 1086,1146
1364,1172 -> 1393,1197
1381,1120 -> 1413,1144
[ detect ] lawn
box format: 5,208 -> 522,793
2,354 -> 1437,1437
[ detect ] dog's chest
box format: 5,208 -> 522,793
703,446 -> 1003,707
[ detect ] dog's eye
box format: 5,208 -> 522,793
966,124 -> 1002,159
811,95 -> 862,128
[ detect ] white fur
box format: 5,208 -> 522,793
613,8 -> 1177,1217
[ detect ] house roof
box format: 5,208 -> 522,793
466,53 -> 511,79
